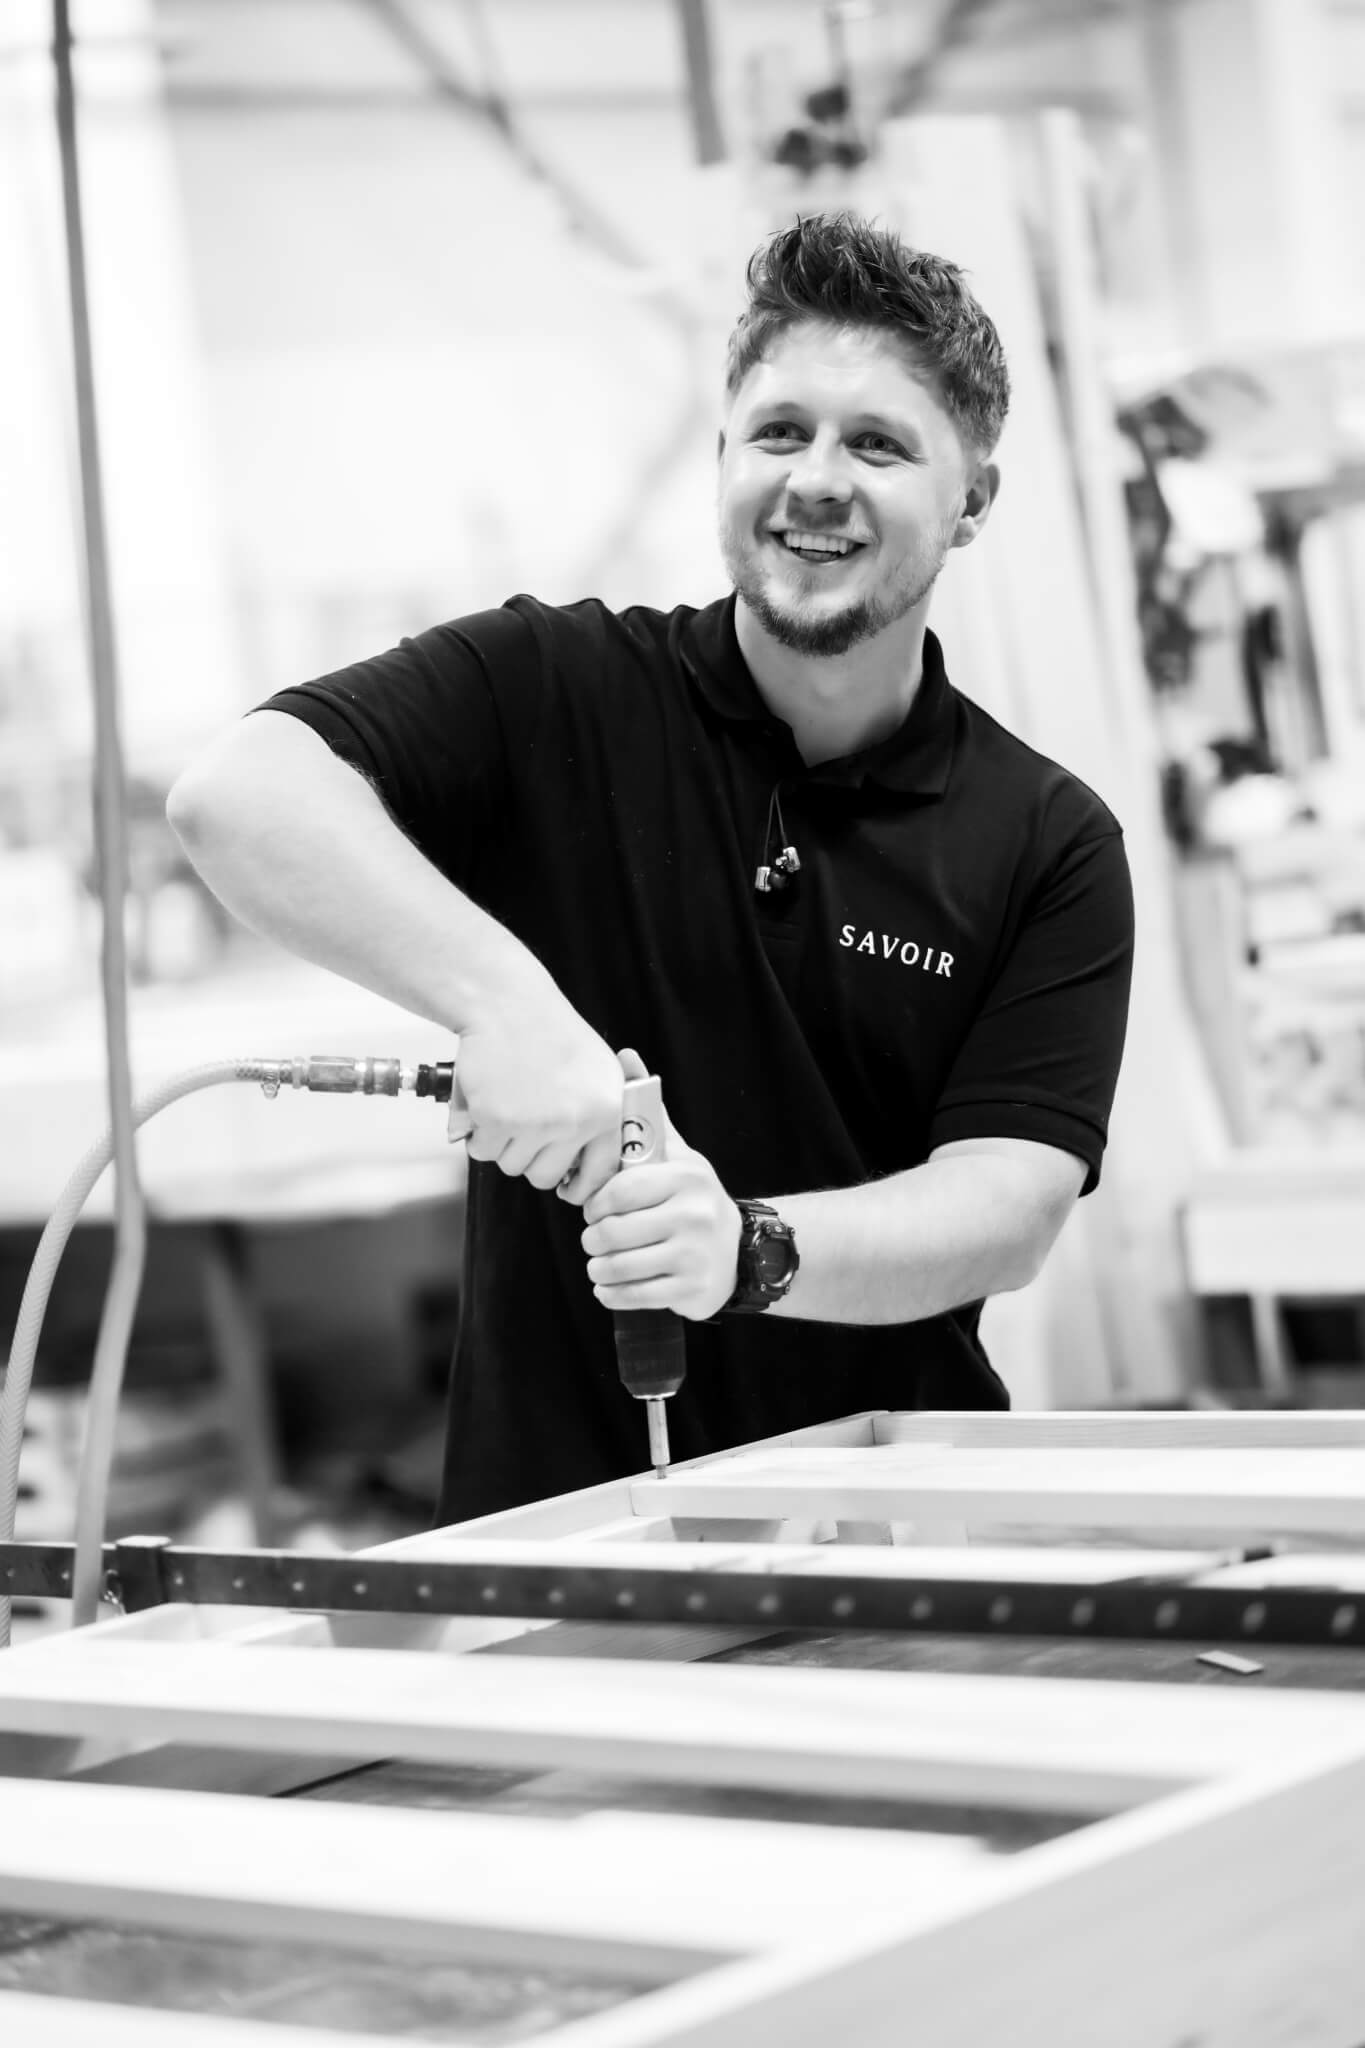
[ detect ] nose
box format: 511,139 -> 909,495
785,431 -> 853,509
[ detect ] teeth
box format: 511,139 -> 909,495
781,532 -> 860,556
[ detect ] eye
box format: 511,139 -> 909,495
753,421 -> 802,442
856,433 -> 906,458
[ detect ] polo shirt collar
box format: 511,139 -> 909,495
681,594 -> 956,796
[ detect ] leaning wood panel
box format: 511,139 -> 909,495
0,1775 -> 969,1978
1184,1170 -> 1365,1295
5,1643 -> 1357,1812
631,1445 -> 1365,1535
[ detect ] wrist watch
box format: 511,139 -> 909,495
722,1199 -> 800,1314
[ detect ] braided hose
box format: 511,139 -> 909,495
0,1060 -> 286,1647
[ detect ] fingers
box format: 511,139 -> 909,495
581,1128 -> 629,1204
524,1145 -> 580,1193
554,1128 -> 623,1208
465,1124 -> 507,1166
581,1164 -> 672,1228
468,1127 -> 601,1197
585,1244 -> 669,1290
468,1125 -> 620,1204
481,1130 -> 555,1181
464,1045 -> 662,1205
581,1201 -> 669,1258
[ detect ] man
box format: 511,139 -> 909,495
168,212 -> 1134,1523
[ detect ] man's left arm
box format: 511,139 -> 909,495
584,821 -> 1133,1323
757,1137 -> 1085,1322
581,1124 -> 1083,1324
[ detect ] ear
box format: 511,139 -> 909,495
949,460 -> 1000,550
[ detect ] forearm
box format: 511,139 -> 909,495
760,1153 -> 1053,1326
166,711 -> 549,1032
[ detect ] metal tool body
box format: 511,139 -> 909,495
613,1075 -> 686,1476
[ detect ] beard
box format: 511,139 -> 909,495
721,529 -> 950,658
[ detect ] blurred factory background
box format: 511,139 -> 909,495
3,0 -> 1365,1602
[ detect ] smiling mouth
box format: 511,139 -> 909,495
773,531 -> 868,566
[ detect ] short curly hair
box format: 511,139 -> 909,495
724,212 -> 1009,458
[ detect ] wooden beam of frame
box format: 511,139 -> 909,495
0,1992 -> 399,2048
534,1740 -> 1365,2048
427,1411 -> 884,1540
400,1535 -> 1238,1580
871,1410 -> 1365,1449
3,1642 -> 1365,1812
0,1775 -> 986,1979
630,1445 -> 1365,1535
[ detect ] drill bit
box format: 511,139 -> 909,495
645,1395 -> 672,1479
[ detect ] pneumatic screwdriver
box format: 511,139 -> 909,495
441,1065 -> 685,1476
610,1072 -> 686,1477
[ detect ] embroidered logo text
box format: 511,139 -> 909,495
839,924 -> 953,977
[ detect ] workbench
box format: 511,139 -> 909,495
5,1407 -> 1365,2045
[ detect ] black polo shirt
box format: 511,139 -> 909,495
264,592 -> 1134,1521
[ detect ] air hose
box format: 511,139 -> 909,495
0,1053 -> 454,1648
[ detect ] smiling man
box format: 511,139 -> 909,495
168,214 -> 1134,1522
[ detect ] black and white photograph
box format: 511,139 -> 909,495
2,3 -> 1365,2041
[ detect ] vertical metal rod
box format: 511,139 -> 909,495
52,0 -> 147,1629
674,0 -> 726,166
824,2 -> 851,101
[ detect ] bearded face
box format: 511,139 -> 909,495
718,322 -> 986,660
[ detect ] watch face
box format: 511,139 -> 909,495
752,1226 -> 795,1284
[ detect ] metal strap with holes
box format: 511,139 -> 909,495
2,1540 -> 1364,1648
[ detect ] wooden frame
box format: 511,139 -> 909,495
4,1408 -> 1365,2046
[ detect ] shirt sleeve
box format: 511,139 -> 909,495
256,604 -> 541,889
927,827 -> 1135,1194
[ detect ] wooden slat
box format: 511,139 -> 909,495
0,1994 -> 402,2048
1197,1550 -> 1365,1590
873,1409 -> 1365,1450
760,1542 -> 1246,1581
423,1412 -> 882,1541
2,1642 -> 1364,1813
3,1536 -> 1246,1797
631,1445 -> 1365,1534
396,1534 -> 1238,1580
545,1741 -> 1365,2047
0,1776 -> 983,1978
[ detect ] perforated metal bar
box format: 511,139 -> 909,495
3,1541 -> 1364,1649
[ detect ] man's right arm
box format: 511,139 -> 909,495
166,711 -> 625,1200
